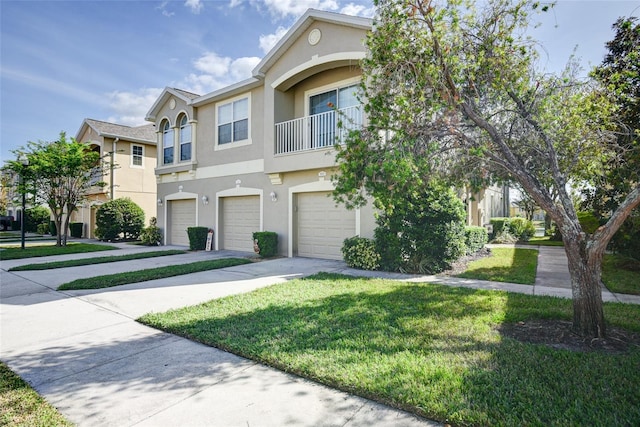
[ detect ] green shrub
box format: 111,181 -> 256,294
464,226 -> 488,254
140,217 -> 163,246
490,217 -> 535,242
489,217 -> 509,239
187,226 -> 209,250
95,198 -> 145,241
342,236 -> 380,270
609,211 -> 640,261
36,222 -> 49,235
69,222 -> 83,238
95,202 -> 123,241
11,220 -> 20,231
374,182 -> 466,274
25,206 -> 50,233
49,220 -> 57,236
252,231 -> 278,258
508,217 -> 536,241
577,211 -> 600,234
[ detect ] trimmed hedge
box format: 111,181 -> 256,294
253,231 -> 278,258
342,236 -> 380,270
465,226 -> 488,254
187,226 -> 209,250
49,221 -> 57,236
69,222 -> 83,238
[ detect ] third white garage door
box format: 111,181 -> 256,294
221,196 -> 260,252
296,192 -> 355,260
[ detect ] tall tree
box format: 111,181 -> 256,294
333,0 -> 639,338
9,133 -> 103,246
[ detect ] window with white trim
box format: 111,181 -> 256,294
131,144 -> 143,167
217,96 -> 249,146
179,115 -> 192,161
162,121 -> 174,164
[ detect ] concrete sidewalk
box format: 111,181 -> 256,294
1,243 -> 639,426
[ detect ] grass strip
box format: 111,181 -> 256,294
0,361 -> 72,426
139,273 -> 640,426
523,236 -> 565,246
59,257 -> 252,290
9,249 -> 187,271
456,247 -> 538,284
602,253 -> 640,295
0,243 -> 117,260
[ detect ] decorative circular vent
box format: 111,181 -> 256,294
308,29 -> 321,46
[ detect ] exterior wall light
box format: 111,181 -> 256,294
270,191 -> 277,202
202,195 -> 209,205
157,199 -> 163,206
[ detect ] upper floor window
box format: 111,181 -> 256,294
179,115 -> 192,161
131,144 -> 143,167
217,97 -> 249,146
162,121 -> 174,165
308,83 -> 361,148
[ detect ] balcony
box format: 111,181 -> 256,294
275,105 -> 363,155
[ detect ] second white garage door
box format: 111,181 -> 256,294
296,192 -> 356,260
221,196 -> 260,252
169,199 -> 196,246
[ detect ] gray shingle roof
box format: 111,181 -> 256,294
84,119 -> 156,143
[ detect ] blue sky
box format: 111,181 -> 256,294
1,0 -> 638,162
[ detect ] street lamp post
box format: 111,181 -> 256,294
19,156 -> 29,250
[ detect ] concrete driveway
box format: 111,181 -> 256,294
1,248 -> 439,427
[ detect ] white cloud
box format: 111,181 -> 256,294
193,51 -> 232,77
229,0 -> 243,7
340,3 -> 375,17
262,0 -> 339,18
184,0 -> 203,14
106,88 -> 163,126
259,26 -> 289,54
156,1 -> 174,17
182,51 -> 260,94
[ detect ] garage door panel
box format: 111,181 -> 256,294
222,196 -> 260,252
170,199 -> 196,246
296,192 -> 355,260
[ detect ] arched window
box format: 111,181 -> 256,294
179,115 -> 191,161
162,120 -> 174,165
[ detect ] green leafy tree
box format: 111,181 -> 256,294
585,17 -> 640,259
334,0 -> 639,338
8,133 -> 103,246
25,206 -> 50,233
95,198 -> 144,241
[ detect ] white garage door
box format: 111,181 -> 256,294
221,196 -> 260,252
296,192 -> 356,260
169,199 -> 196,246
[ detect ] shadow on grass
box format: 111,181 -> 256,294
140,274 -> 640,425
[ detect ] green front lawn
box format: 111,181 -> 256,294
0,362 -> 72,426
603,254 -> 640,295
456,247 -> 538,284
10,249 -> 187,271
59,258 -> 252,290
0,243 -> 117,260
525,236 -> 565,246
139,273 -> 640,426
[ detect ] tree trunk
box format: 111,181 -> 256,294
563,236 -> 606,338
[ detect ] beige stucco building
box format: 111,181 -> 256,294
71,118 -> 157,238
146,9 -> 506,259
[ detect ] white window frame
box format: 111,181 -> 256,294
178,114 -> 192,162
131,144 -> 144,168
215,93 -> 252,151
162,120 -> 175,165
303,76 -> 361,117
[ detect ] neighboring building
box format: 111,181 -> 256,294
146,9 -> 505,258
71,118 -> 157,238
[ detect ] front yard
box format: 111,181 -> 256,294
139,273 -> 640,426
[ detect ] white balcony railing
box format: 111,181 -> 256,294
275,105 -> 363,155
